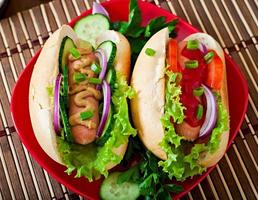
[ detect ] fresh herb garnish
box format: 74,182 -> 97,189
118,138 -> 184,200
73,72 -> 86,83
70,47 -> 81,59
80,111 -> 94,120
112,0 -> 178,65
145,48 -> 156,56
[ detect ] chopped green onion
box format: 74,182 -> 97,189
73,72 -> 86,83
196,104 -> 204,120
88,77 -> 102,84
193,87 -> 204,97
204,51 -> 214,64
145,48 -> 156,56
80,111 -> 94,121
46,85 -> 53,97
185,60 -> 199,69
70,47 -> 81,59
91,62 -> 101,74
187,39 -> 199,50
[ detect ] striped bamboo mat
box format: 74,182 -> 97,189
0,0 -> 257,199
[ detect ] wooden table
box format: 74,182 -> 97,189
1,0 -> 51,18
0,0 -> 257,199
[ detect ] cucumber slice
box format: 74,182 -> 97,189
59,37 -> 76,73
63,65 -> 69,109
59,96 -> 73,142
96,105 -> 113,146
98,40 -> 117,68
77,39 -> 94,51
74,14 -> 110,48
105,68 -> 116,90
100,172 -> 140,200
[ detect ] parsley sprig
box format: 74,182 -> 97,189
112,0 -> 178,65
118,138 -> 183,200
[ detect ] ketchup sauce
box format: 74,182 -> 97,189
180,47 -> 207,127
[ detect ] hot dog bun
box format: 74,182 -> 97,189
131,28 -> 229,168
29,25 -> 78,164
29,25 -> 131,170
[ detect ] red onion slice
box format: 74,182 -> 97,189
53,74 -> 62,134
95,49 -> 108,90
199,84 -> 217,139
199,43 -> 208,54
92,2 -> 110,18
97,80 -> 111,137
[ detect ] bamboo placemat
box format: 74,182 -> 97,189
0,0 -> 257,199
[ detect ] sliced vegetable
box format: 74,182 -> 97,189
95,105 -> 113,146
88,77 -> 102,84
58,37 -> 76,72
193,87 -> 204,97
73,72 -> 86,83
185,60 -> 199,69
196,104 -> 204,120
97,80 -> 111,136
145,48 -> 156,56
80,111 -> 94,120
105,68 -> 116,89
94,48 -> 108,89
53,74 -> 62,134
70,47 -> 81,59
97,40 -> 117,68
63,65 -> 69,109
100,172 -> 140,200
204,51 -> 215,64
198,43 -> 208,54
199,85 -> 217,139
167,39 -> 179,72
187,39 -> 199,50
205,52 -> 223,89
91,62 -> 101,74
77,39 -> 93,50
74,14 -> 110,48
92,2 -> 109,18
59,96 -> 73,142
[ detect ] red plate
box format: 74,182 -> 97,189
11,0 -> 248,199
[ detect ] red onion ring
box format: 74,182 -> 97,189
95,49 -> 108,90
97,80 -> 111,137
199,43 -> 208,54
199,84 -> 217,139
92,2 -> 110,18
53,74 -> 62,134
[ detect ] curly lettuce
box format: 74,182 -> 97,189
57,74 -> 136,181
158,71 -> 229,181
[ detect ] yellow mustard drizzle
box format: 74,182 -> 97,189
68,49 -> 101,129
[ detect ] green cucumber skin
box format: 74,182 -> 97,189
100,172 -> 140,200
105,68 -> 117,90
59,37 -> 76,73
97,41 -> 117,69
58,37 -> 76,142
96,105 -> 114,146
59,96 -> 73,143
74,14 -> 110,48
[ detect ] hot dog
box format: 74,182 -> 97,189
131,28 -> 230,180
29,24 -> 135,180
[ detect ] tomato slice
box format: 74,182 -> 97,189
167,39 -> 180,72
205,51 -> 223,90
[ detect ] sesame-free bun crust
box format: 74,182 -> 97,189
29,26 -> 131,170
131,28 -> 169,160
131,31 -> 229,168
29,25 -> 78,164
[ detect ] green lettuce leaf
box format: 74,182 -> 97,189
158,71 -> 229,181
57,74 -> 136,181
